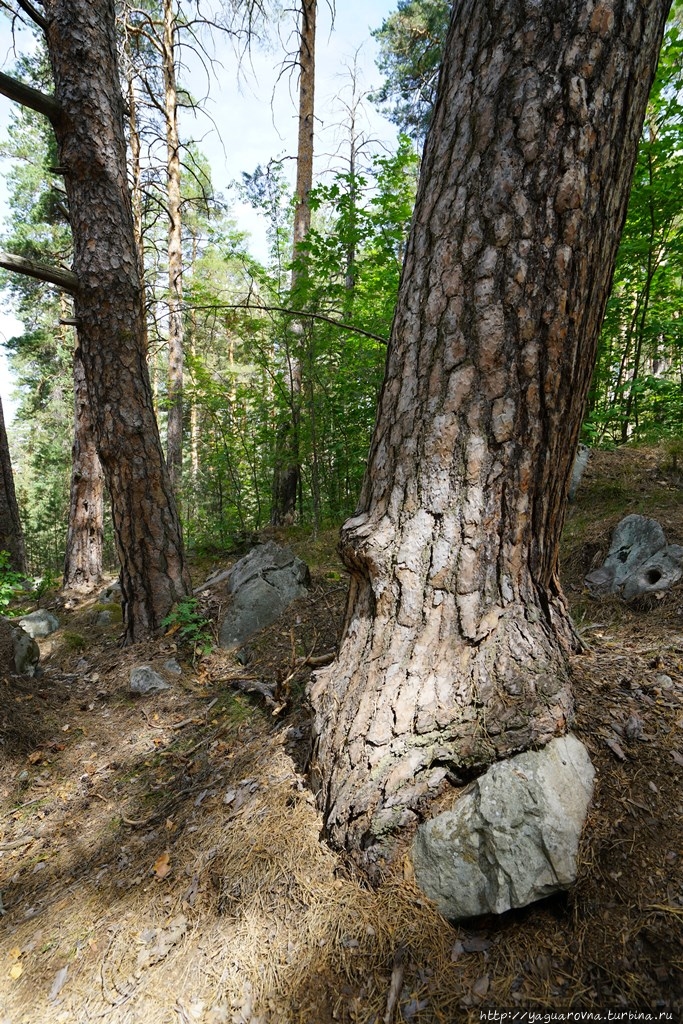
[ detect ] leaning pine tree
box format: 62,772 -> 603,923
0,0 -> 192,639
309,0 -> 671,869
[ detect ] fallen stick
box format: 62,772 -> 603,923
0,835 -> 36,851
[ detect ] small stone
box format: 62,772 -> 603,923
655,674 -> 673,689
98,581 -> 121,603
162,659 -> 182,676
130,666 -> 171,695
624,714 -> 644,742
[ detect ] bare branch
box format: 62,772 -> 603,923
0,70 -> 60,121
188,301 -> 388,344
0,250 -> 79,293
0,0 -> 46,30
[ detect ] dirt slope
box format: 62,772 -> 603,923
0,445 -> 681,1023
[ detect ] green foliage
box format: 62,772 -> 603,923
161,598 -> 213,660
0,551 -> 26,613
62,630 -> 88,652
275,140 -> 419,525
0,51 -> 76,576
179,137 -> 419,545
370,0 -> 451,143
586,15 -> 683,446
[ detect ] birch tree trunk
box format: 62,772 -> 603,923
271,0 -> 316,525
0,396 -> 26,574
63,344 -> 104,592
309,0 -> 671,871
44,0 -> 191,640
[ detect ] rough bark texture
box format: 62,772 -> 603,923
163,0 -> 184,489
271,0 -> 316,525
44,0 -> 191,640
0,397 -> 26,574
309,0 -> 671,870
63,345 -> 104,592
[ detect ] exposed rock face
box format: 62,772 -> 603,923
19,609 -> 60,639
130,666 -> 171,694
218,542 -> 310,650
412,735 -> 595,921
585,514 -> 683,601
0,617 -> 40,677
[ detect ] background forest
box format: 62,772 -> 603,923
1,0 -> 683,578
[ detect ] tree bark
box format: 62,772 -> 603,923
163,0 -> 184,490
0,397 -> 26,574
43,0 -> 191,640
271,0 -> 316,525
309,0 -> 671,871
63,344 -> 104,592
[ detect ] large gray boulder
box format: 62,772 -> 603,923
19,609 -> 60,639
412,735 -> 595,921
621,543 -> 683,601
218,542 -> 310,650
0,617 -> 40,677
585,514 -> 683,601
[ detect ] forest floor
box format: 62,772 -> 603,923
0,445 -> 682,1024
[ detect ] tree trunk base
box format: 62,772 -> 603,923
309,551 -> 575,874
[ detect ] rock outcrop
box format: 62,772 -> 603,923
586,514 -> 683,601
412,735 -> 595,921
218,542 -> 310,650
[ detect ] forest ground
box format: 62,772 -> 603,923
0,445 -> 682,1024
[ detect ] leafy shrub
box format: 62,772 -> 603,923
161,598 -> 213,661
0,550 -> 27,614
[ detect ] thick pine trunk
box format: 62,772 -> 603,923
45,0 -> 191,641
63,345 -> 104,592
163,0 -> 184,489
0,396 -> 26,574
309,0 -> 671,870
271,0 -> 316,525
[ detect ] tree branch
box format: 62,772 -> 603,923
189,301 -> 388,344
12,0 -> 48,30
0,70 -> 60,122
0,251 -> 79,293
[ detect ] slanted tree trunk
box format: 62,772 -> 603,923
309,0 -> 671,871
271,0 -> 316,525
163,0 -> 184,489
63,344 -> 104,592
0,396 -> 26,574
44,0 -> 191,640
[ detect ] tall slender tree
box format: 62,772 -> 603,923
271,0 -> 316,524
161,0 -> 184,488
63,342 -> 104,592
0,397 -> 26,574
310,0 -> 672,870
